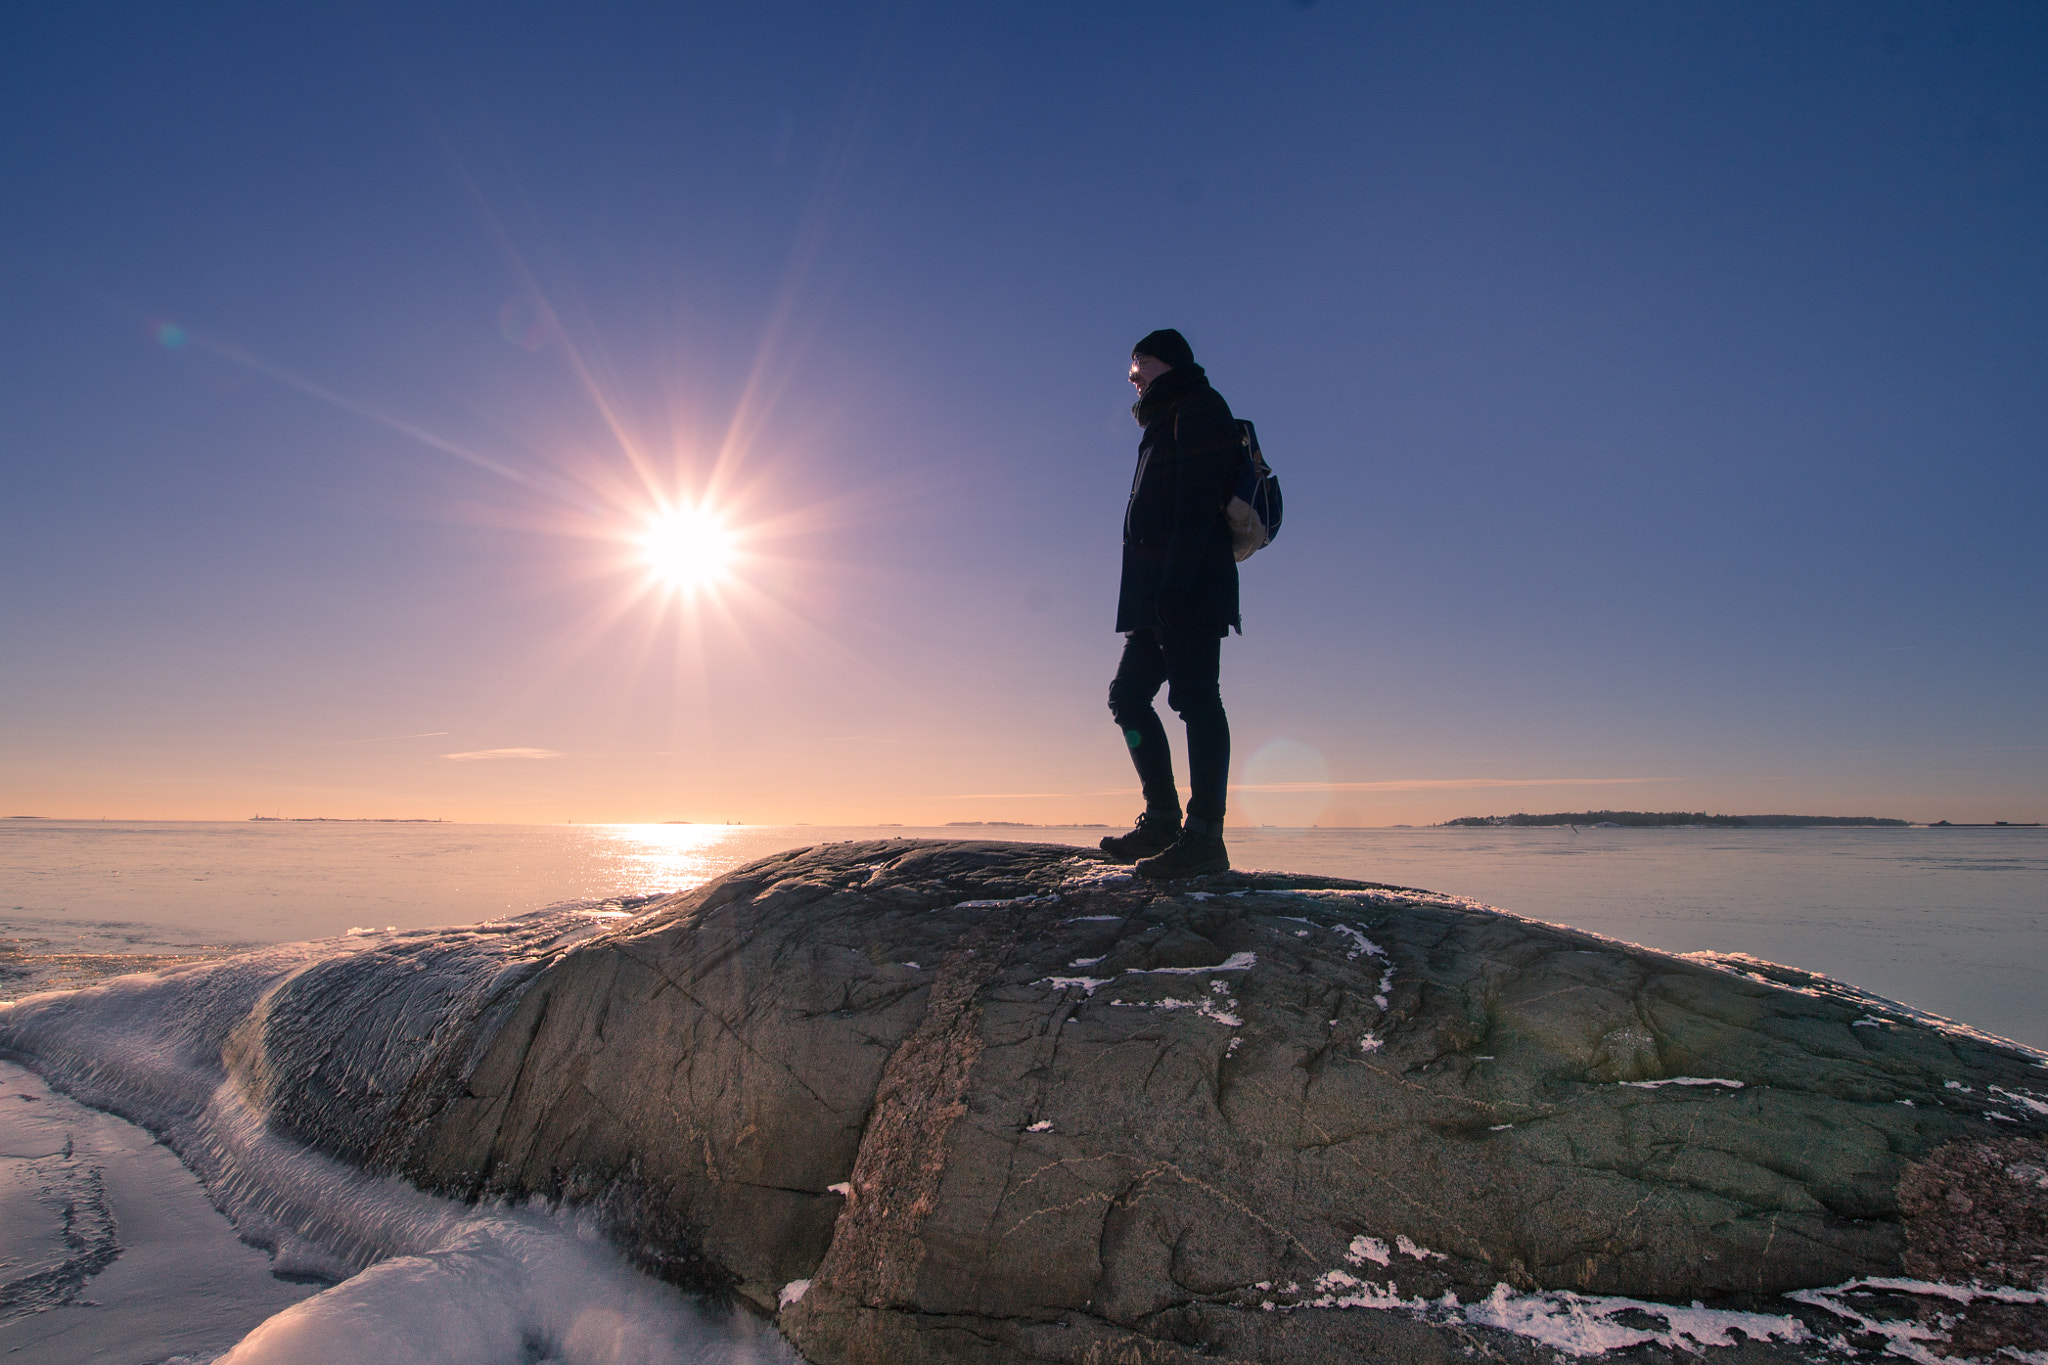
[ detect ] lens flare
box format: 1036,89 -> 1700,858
639,504 -> 735,592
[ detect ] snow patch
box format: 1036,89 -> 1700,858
1060,861 -> 1133,888
1328,924 -> 1383,961
1129,951 -> 1257,976
1345,1236 -> 1391,1267
1025,1120 -> 1053,1133
1990,1085 -> 2048,1117
1042,976 -> 1113,996
1618,1077 -> 1745,1090
1465,1283 -> 1808,1356
1789,1277 -> 2048,1365
827,1183 -> 852,1196
951,894 -> 1054,910
778,1279 -> 810,1309
1108,997 -> 1243,1027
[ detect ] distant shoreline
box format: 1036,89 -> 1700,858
1444,811 -> 1912,829
1441,810 -> 2038,829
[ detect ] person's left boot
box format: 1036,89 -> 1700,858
1135,819 -> 1229,879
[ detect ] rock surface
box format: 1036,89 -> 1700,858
7,839 -> 2048,1362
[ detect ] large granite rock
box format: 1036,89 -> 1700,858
7,840 -> 2047,1362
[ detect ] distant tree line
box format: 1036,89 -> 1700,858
1442,811 -> 1909,828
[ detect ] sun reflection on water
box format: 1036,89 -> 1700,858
598,823 -> 748,897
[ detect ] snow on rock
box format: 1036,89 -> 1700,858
1128,950 -> 1257,975
1618,1076 -> 1746,1090
1464,1283 -> 1809,1357
1345,1235 -> 1391,1267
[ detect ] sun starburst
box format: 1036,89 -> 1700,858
639,503 -> 735,593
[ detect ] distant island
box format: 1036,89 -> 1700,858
945,821 -> 1110,829
1444,811 -> 1910,829
248,816 -> 445,823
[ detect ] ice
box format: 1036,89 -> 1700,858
0,1061 -> 319,1363
0,911 -> 800,1365
218,1210 -> 788,1365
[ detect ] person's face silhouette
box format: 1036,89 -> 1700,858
1129,353 -> 1173,393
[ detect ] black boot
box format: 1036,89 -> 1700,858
1100,810 -> 1181,862
1135,821 -> 1229,879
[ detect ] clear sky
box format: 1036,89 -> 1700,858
3,2 -> 2043,827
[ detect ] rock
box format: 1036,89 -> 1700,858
6,840 -> 2047,1363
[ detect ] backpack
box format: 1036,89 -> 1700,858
1223,419 -> 1283,561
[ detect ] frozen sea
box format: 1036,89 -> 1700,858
1,818 -> 2043,1362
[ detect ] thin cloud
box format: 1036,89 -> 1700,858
334,731 -> 451,745
440,747 -> 564,762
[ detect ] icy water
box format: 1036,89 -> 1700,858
4,819 -> 2042,1047
1,819 -> 2042,1363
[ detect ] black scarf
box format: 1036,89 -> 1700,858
1132,362 -> 1209,426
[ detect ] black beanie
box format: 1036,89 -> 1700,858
1132,328 -> 1195,368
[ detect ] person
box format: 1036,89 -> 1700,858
1099,328 -> 1238,878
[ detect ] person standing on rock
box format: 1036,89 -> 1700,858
1099,328 -> 1238,878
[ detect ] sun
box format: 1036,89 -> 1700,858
639,504 -> 736,592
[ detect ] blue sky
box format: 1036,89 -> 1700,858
3,2 -> 2043,824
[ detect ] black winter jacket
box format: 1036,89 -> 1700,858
1115,364 -> 1241,634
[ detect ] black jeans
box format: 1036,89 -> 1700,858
1107,627 -> 1229,828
